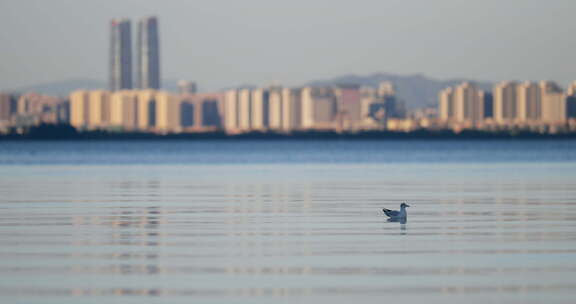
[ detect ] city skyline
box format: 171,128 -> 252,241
1,0 -> 575,92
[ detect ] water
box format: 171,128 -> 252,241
1,140 -> 576,303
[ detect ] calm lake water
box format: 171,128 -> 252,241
1,140 -> 576,303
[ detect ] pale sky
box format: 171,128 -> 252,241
0,0 -> 575,91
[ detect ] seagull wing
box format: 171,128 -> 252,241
382,208 -> 400,217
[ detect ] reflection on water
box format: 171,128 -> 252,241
1,141 -> 576,303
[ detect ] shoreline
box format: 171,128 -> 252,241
2,124 -> 576,141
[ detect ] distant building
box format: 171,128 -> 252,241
155,92 -> 180,132
136,90 -> 157,129
539,81 -> 566,125
0,93 -> 17,122
453,82 -> 484,124
335,85 -> 362,130
439,82 -> 484,125
178,80 -> 197,95
267,87 -> 301,132
493,81 -> 518,124
178,93 -> 224,131
516,82 -> 541,123
251,88 -> 269,130
238,89 -> 252,131
87,90 -> 111,128
301,87 -> 337,130
69,90 -> 89,129
224,90 -> 239,132
438,87 -> 454,122
109,19 -> 132,91
110,90 -> 138,130
137,17 -> 160,89
378,81 -> 395,97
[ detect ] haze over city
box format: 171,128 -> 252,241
3,2 -> 576,303
1,0 -> 575,92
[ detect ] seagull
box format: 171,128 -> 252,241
383,202 -> 410,220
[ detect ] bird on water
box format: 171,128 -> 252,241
383,202 -> 410,220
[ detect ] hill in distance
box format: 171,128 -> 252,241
7,73 -> 493,109
307,72 -> 493,109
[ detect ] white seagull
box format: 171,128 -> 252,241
382,202 -> 410,220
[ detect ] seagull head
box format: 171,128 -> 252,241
400,202 -> 410,208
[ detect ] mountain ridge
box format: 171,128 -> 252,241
5,73 -> 494,109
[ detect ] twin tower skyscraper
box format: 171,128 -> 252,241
109,17 -> 160,91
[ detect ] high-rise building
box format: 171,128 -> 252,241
0,93 -> 16,122
110,90 -> 138,130
493,81 -> 518,124
453,82 -> 484,124
155,92 -> 180,132
137,17 -> 160,89
282,88 -> 302,131
109,19 -> 132,91
540,81 -> 566,125
301,87 -> 337,129
335,85 -> 362,130
267,87 -> 301,132
438,87 -> 454,122
238,89 -> 252,131
438,83 -> 484,125
516,82 -> 541,122
224,90 -> 239,132
69,90 -> 90,128
88,90 -> 111,128
250,89 -> 269,130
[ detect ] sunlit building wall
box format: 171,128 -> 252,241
300,87 -> 315,129
453,82 -> 484,124
268,88 -> 283,130
516,82 -> 541,122
238,89 -> 252,131
438,87 -> 454,122
493,81 -> 518,124
110,90 -> 138,130
224,90 -> 239,132
250,88 -> 269,131
155,92 -> 180,132
69,90 -> 90,128
540,81 -> 566,125
136,90 -> 156,130
282,88 -> 302,131
87,90 -> 111,128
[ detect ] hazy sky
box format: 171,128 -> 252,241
1,0 -> 575,91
